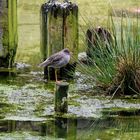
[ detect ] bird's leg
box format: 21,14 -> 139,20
55,69 -> 57,82
55,69 -> 60,83
55,69 -> 61,84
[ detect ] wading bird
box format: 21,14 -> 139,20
39,48 -> 71,83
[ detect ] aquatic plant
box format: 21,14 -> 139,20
78,10 -> 140,96
108,15 -> 140,96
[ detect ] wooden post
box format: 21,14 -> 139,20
0,0 -> 17,68
40,0 -> 78,80
86,27 -> 112,62
55,82 -> 69,113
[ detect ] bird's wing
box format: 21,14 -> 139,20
48,52 -> 63,66
39,52 -> 63,67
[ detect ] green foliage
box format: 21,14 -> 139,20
79,10 -> 140,95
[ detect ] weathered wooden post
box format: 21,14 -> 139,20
86,27 -> 112,61
55,82 -> 69,113
40,0 -> 78,80
0,0 -> 18,69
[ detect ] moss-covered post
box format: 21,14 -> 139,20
55,82 -> 69,113
0,0 -> 17,69
40,0 -> 78,80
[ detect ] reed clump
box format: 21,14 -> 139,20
79,15 -> 140,96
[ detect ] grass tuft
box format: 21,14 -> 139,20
78,9 -> 140,96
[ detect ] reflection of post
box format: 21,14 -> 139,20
67,119 -> 77,140
55,117 -> 77,139
40,120 -> 55,136
55,117 -> 67,138
7,120 -> 16,132
55,82 -> 69,113
40,117 -> 77,139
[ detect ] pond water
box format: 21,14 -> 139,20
0,65 -> 140,140
0,117 -> 140,140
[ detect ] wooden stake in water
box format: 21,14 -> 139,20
55,82 -> 69,113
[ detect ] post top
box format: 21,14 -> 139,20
42,0 -> 78,13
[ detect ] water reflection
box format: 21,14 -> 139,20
41,117 -> 77,139
0,118 -> 77,139
0,117 -> 140,139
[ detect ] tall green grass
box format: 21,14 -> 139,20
78,9 -> 140,96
